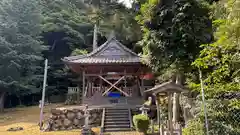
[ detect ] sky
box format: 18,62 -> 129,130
119,0 -> 132,8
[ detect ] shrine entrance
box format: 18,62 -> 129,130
98,74 -> 129,97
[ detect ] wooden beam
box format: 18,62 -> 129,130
98,75 -> 130,96
85,73 -> 140,77
102,76 -> 125,96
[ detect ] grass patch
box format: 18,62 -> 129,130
0,104 -> 100,135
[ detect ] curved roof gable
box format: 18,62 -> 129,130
89,37 -> 139,57
62,37 -> 141,64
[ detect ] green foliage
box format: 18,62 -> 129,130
192,0 -> 240,97
186,99 -> 240,135
133,114 -> 150,134
41,0 -> 92,50
0,0 -> 46,95
39,0 -> 142,98
136,0 -> 212,78
85,0 -> 142,42
183,118 -> 204,135
71,49 -> 88,56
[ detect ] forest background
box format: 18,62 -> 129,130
0,0 -> 239,134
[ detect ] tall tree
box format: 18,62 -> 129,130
193,0 -> 240,98
85,0 -> 142,49
0,0 -> 46,111
136,0 -> 212,122
40,0 -> 93,97
182,0 -> 240,134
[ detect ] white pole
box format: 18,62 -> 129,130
199,68 -> 209,135
93,24 -> 98,50
39,59 -> 48,130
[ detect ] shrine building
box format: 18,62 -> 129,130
62,36 -> 154,107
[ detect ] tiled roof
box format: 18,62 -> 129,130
63,37 -> 142,64
144,81 -> 188,94
70,57 -> 141,64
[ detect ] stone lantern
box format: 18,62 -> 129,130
139,104 -> 150,115
145,81 -> 188,135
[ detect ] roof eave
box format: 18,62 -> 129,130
144,81 -> 189,94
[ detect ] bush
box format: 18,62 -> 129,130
183,118 -> 204,135
133,114 -> 150,134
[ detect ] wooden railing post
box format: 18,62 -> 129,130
128,108 -> 133,130
100,108 -> 106,134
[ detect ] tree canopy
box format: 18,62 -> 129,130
0,0 -> 46,111
0,1 -> 239,133
135,0 -> 212,79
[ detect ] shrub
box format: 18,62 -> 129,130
183,118 -> 204,135
133,114 -> 150,134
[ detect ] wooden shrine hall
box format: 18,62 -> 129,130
62,36 -> 154,106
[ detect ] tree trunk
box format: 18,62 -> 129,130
18,96 -> 22,106
0,92 -> 6,112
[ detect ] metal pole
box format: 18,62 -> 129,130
199,68 -> 209,135
39,59 -> 48,130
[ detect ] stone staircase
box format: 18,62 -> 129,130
102,108 -> 132,132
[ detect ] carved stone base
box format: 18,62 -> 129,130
81,127 -> 94,135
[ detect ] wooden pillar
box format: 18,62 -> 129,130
141,72 -> 144,97
77,76 -> 81,104
124,69 -> 127,88
168,92 -> 173,135
136,78 -> 141,97
89,79 -> 92,97
100,69 -> 103,92
154,93 -> 160,133
124,69 -> 127,96
82,70 -> 85,100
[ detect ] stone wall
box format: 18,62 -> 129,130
44,108 -> 102,131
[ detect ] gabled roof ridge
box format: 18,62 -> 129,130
86,37 -> 139,57
62,54 -> 86,61
62,38 -> 111,61
62,37 -> 140,62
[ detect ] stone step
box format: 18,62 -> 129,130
105,112 -> 128,115
105,112 -> 129,115
106,109 -> 128,112
106,107 -> 128,109
105,117 -> 129,121
104,121 -> 130,125
104,124 -> 130,128
105,115 -> 129,119
103,108 -> 132,132
104,128 -> 131,132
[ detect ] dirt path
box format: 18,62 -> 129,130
0,104 -> 64,126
